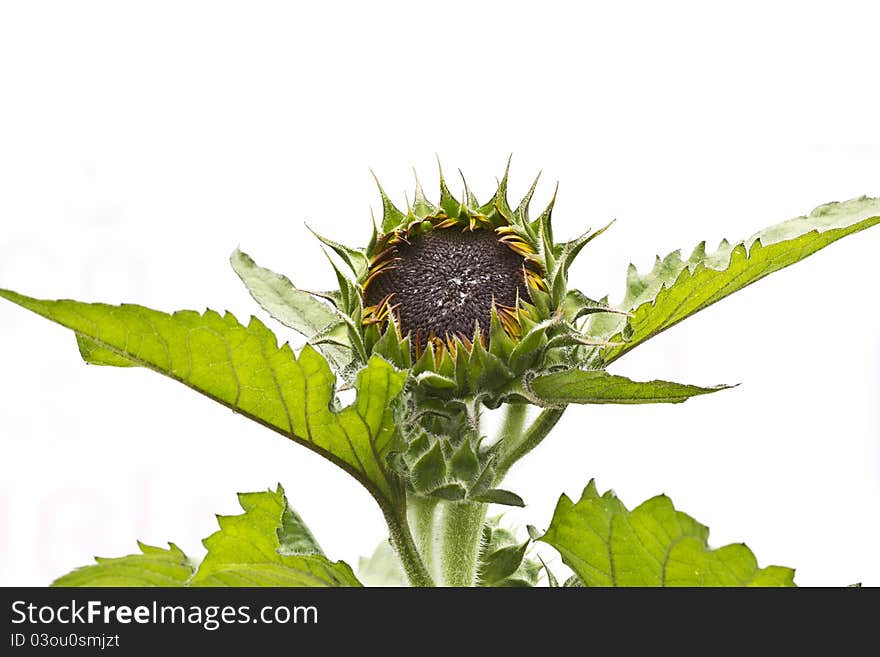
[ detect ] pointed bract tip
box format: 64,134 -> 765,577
434,153 -> 445,179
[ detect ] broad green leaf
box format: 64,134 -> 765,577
53,487 -> 361,587
230,248 -> 353,369
530,369 -> 732,405
539,480 -> 796,587
52,542 -> 195,587
191,486 -> 361,587
0,289 -> 407,503
592,196 -> 880,363
357,539 -> 407,587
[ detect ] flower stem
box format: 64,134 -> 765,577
494,406 -> 568,480
381,501 -> 435,587
496,402 -> 528,446
438,500 -> 488,587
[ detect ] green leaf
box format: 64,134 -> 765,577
537,555 -> 559,587
562,289 -> 630,325
594,196 -> 880,363
191,486 -> 361,587
230,248 -> 353,369
471,489 -> 526,507
539,480 -> 796,587
530,369 -> 732,405
53,487 -> 360,587
357,539 -> 407,587
477,519 -> 540,587
230,247 -> 344,337
52,542 -> 195,587
277,501 -> 325,556
0,289 -> 407,504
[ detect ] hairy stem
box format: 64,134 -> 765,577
406,493 -> 439,580
494,406 -> 568,480
381,501 -> 435,587
496,402 -> 528,446
438,500 -> 488,587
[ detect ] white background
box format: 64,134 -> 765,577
1,1 -> 878,587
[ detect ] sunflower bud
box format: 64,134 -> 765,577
303,160 -> 620,504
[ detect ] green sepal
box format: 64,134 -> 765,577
488,305 -> 516,360
362,322 -> 381,356
372,170 -> 408,233
477,518 -> 541,587
515,172 -> 542,242
427,483 -> 468,500
509,314 -> 553,375
555,221 -> 614,282
524,284 -> 554,322
471,489 -> 525,507
563,289 -> 629,324
412,170 -> 437,217
533,185 -> 558,269
437,161 -> 464,218
307,225 -> 369,279
371,319 -> 412,369
460,170 -> 480,210
317,250 -> 368,362
479,157 -> 515,225
449,439 -> 480,482
409,438 -> 448,493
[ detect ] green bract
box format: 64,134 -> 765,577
2,161 -> 878,587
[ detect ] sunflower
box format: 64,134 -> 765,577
361,184 -> 545,358
235,160 -> 623,503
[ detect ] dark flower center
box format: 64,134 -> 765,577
364,229 -> 530,350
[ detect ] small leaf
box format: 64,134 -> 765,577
230,248 -> 354,370
230,248 -> 344,338
530,369 -> 732,405
538,555 -> 559,587
277,503 -> 324,557
357,539 -> 407,587
539,480 -> 796,587
52,542 -> 195,587
479,542 -> 530,586
477,519 -> 540,587
191,486 -> 361,587
562,289 -> 630,324
472,489 -> 526,507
